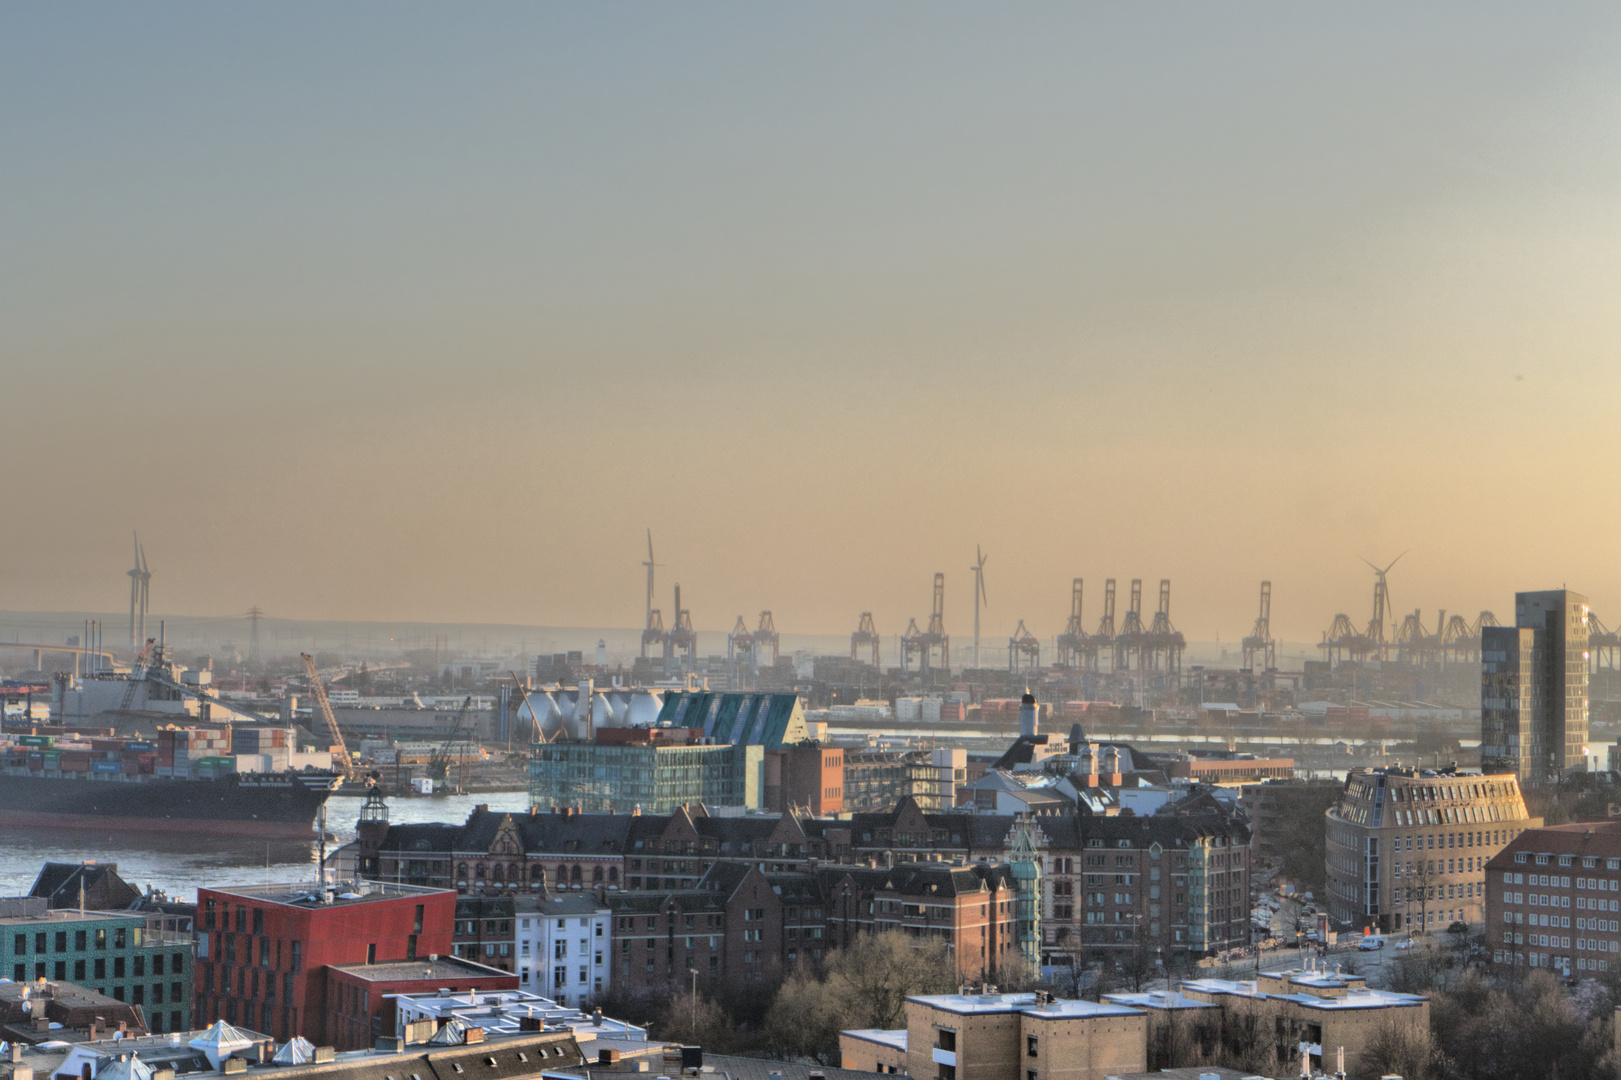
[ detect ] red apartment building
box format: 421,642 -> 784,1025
194,881 -> 455,1045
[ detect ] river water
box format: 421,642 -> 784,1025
0,790 -> 533,901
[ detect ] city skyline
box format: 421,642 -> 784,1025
6,5 -> 1621,642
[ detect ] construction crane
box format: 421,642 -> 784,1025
300,652 -> 355,776
427,695 -> 476,782
851,612 -> 880,667
116,638 -> 158,716
1241,581 -> 1276,671
509,672 -> 551,745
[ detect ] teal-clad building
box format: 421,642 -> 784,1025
0,909 -> 192,1033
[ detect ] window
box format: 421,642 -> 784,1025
1027,1036 -> 1038,1058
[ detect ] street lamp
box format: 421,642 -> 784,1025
689,968 -> 699,1041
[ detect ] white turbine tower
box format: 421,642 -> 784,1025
970,545 -> 988,668
642,529 -> 661,630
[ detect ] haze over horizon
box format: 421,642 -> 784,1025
6,4 -> 1621,645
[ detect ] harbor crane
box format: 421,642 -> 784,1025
850,612 -> 880,667
300,652 -> 355,776
1241,581 -> 1276,671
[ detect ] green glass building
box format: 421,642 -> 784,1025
0,909 -> 192,1033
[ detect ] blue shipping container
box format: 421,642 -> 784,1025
92,760 -> 122,773
125,740 -> 156,751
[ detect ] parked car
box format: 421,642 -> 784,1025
1396,938 -> 1418,950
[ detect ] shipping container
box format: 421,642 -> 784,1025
92,760 -> 122,773
18,735 -> 53,747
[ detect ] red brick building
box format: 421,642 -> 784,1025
606,858 -> 1023,1003
194,881 -> 455,1044
325,956 -> 518,1050
1486,821 -> 1621,977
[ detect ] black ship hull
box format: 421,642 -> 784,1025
0,771 -> 339,837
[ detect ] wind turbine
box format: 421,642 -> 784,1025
642,529 -> 662,631
126,533 -> 144,649
1361,551 -> 1405,659
137,541 -> 152,645
970,545 -> 988,668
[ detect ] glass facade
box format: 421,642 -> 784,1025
528,742 -> 760,813
1481,590 -> 1589,782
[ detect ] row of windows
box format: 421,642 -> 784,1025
9,927 -> 134,954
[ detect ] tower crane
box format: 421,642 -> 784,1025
300,652 -> 355,776
427,695 -> 476,782
116,638 -> 158,717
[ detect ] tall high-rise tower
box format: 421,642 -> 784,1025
1481,589 -> 1590,782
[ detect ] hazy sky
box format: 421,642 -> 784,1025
5,4 -> 1621,645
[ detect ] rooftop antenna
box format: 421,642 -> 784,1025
969,546 -> 988,668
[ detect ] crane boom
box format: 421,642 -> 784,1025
116,639 -> 158,716
509,672 -> 550,744
300,652 -> 354,776
427,695 -> 476,780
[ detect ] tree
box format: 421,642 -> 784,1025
653,989 -> 734,1051
762,931 -> 957,1063
1361,1016 -> 1444,1080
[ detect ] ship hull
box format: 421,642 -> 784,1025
0,772 -> 337,838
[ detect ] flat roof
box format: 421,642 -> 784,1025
518,895 -> 611,917
0,909 -> 141,926
203,880 -> 451,908
907,993 -> 1140,1018
1102,991 -> 1218,1011
842,1029 -> 908,1051
1182,978 -> 1426,1010
329,956 -> 512,983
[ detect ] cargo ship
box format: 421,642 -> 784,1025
0,729 -> 340,838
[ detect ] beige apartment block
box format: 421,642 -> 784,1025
1325,766 -> 1538,934
1180,966 -> 1429,1079
841,992 -> 1149,1080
